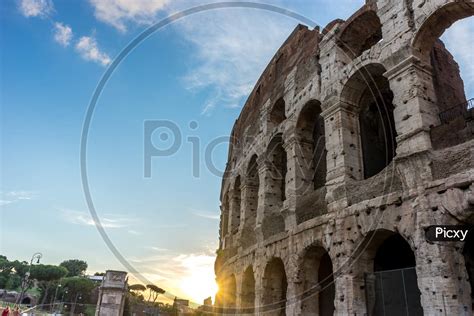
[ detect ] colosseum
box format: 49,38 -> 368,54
214,0 -> 474,315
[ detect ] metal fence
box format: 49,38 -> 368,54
365,267 -> 423,316
438,98 -> 474,124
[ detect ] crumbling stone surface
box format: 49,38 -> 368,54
215,1 -> 474,315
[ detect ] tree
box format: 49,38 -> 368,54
146,284 -> 165,304
59,259 -> 88,277
30,264 -> 68,305
61,277 -> 97,315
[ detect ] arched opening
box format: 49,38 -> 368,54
240,155 -> 259,249
262,135 -> 287,239
262,258 -> 287,315
363,231 -> 422,315
337,6 -> 382,59
222,274 -> 237,314
21,297 -> 31,305
221,194 -> 229,239
270,98 -> 286,125
230,176 -> 241,233
341,64 -> 397,179
296,100 -> 327,190
267,134 -> 287,205
241,266 -> 256,313
413,3 -> 474,149
298,246 -> 335,316
463,229 -> 474,309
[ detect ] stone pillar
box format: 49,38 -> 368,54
385,56 -> 439,189
281,133 -> 306,232
333,273 -> 367,315
255,266 -> 265,316
284,254 -> 300,316
95,270 -> 127,316
415,242 -> 472,315
322,99 -> 363,210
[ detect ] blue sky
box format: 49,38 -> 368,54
1,0 -> 473,304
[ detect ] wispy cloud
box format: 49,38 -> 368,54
176,8 -> 294,114
75,36 -> 112,66
53,22 -> 73,47
0,190 -> 38,207
189,208 -> 219,220
88,0 -> 169,32
441,18 -> 474,98
60,209 -> 136,228
18,0 -> 54,18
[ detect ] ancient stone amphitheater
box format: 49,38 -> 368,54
214,0 -> 474,315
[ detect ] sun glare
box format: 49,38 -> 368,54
178,254 -> 218,304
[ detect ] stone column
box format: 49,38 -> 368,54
322,99 -> 363,210
95,271 -> 127,316
284,254 -> 300,316
255,158 -> 269,244
415,242 -> 472,315
385,56 -> 439,189
281,133 -> 307,232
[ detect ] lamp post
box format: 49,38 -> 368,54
17,252 -> 42,305
71,293 -> 82,315
50,283 -> 62,312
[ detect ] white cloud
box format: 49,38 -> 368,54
53,22 -> 73,47
18,0 -> 54,18
60,209 -> 135,228
441,18 -> 474,99
89,0 -> 169,32
189,208 -> 219,220
75,36 -> 112,66
0,190 -> 38,206
176,8 -> 296,114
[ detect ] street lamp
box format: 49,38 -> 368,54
17,252 -> 42,304
50,283 -> 62,312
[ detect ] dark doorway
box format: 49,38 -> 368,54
367,234 -> 422,316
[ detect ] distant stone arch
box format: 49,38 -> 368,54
341,63 -> 397,179
297,244 -> 335,316
262,257 -> 287,315
337,4 -> 382,59
412,1 -> 474,62
241,266 -> 256,313
296,99 -> 326,190
270,97 -> 286,126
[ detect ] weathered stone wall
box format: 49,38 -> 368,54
216,1 -> 474,315
95,271 -> 127,316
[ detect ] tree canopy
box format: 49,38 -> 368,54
59,259 -> 88,277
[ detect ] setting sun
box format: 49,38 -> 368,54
177,254 -> 218,304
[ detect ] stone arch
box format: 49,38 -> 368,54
237,155 -> 259,250
340,63 -> 397,179
262,257 -> 287,315
241,266 -> 256,313
221,193 -> 230,239
359,229 -> 422,315
266,133 -> 287,206
296,99 -> 327,190
222,274 -> 237,314
270,97 -> 286,125
262,134 -> 287,239
230,175 -> 241,233
297,244 -> 335,316
337,4 -> 382,59
463,229 -> 474,308
244,154 -> 259,227
412,1 -> 474,62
